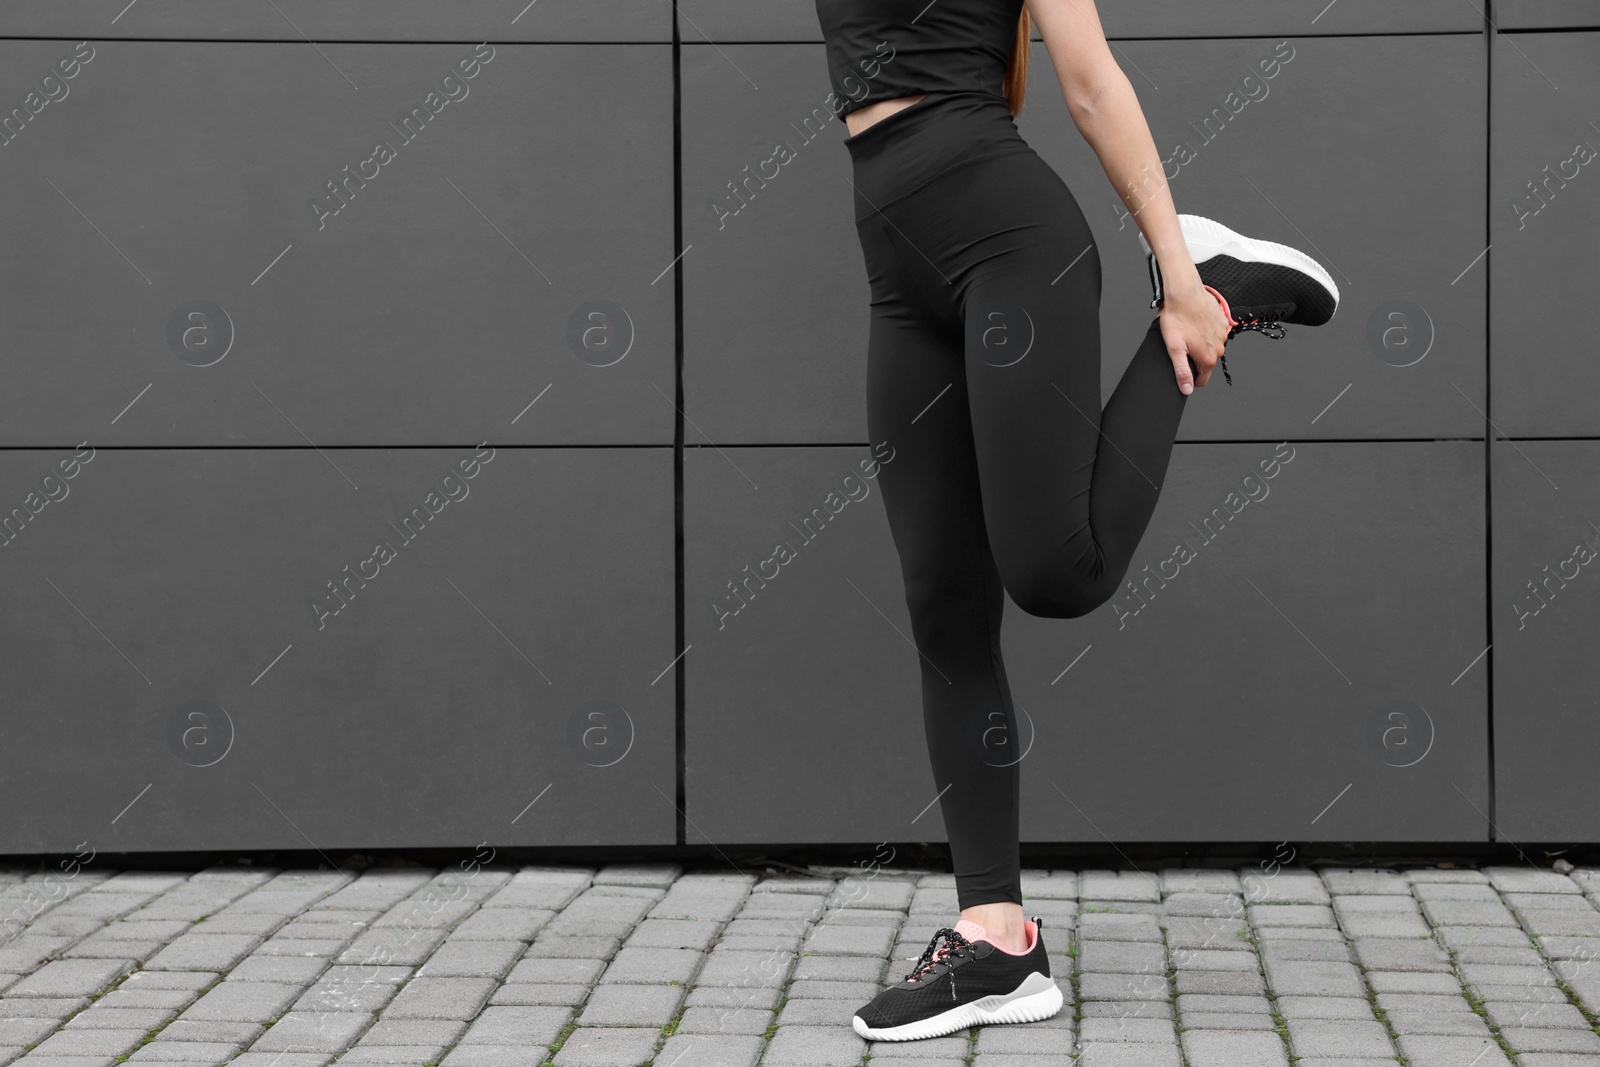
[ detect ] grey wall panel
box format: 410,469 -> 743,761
677,0 -> 1478,40
0,447 -> 674,853
1496,3 -> 1600,29
1489,30 -> 1600,436
681,44 -> 867,445
685,36 -> 1485,444
0,2 -> 671,41
1490,440 -> 1600,841
0,41 -> 674,447
684,441 -> 1486,845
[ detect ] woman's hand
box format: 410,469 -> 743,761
1158,282 -> 1229,394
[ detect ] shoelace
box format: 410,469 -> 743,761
903,927 -> 972,985
1217,318 -> 1289,386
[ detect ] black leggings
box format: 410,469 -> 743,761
847,90 -> 1190,909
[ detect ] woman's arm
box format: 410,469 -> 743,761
1025,0 -> 1227,391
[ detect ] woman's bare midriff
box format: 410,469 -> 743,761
844,93 -> 927,138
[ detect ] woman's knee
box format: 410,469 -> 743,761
1004,562 -> 1121,620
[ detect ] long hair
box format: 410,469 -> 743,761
1003,7 -> 1032,115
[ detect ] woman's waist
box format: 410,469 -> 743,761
846,90 -> 1034,219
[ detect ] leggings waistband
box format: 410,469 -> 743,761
846,89 -> 1035,221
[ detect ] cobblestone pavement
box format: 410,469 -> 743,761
5,860 -> 1600,1066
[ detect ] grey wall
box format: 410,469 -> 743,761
0,4 -> 1593,855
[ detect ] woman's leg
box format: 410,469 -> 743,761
860,212 -> 1027,919
958,152 -> 1190,618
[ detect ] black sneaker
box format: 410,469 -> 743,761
1140,214 -> 1339,385
851,916 -> 1064,1041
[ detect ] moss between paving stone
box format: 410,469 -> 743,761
535,1018 -> 581,1067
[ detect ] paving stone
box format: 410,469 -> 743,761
1248,905 -> 1337,929
487,982 -> 589,1006
1339,913 -> 1433,938
1181,1028 -> 1290,1066
1078,973 -> 1171,1000
1502,1028 -> 1600,1053
1172,970 -> 1265,996
380,976 -> 497,1019
694,950 -> 793,988
649,1033 -> 763,1067
1382,1009 -> 1492,1036
1170,948 -> 1262,971
124,1040 -> 245,1062
447,908 -> 551,941
144,934 -> 261,972
335,1045 -> 452,1064
1079,941 -> 1166,974
1079,872 -> 1162,903
61,1005 -> 176,1029
1421,900 -> 1517,927
1284,1018 -> 1395,1058
227,954 -> 331,984
1351,937 -> 1451,971
1160,915 -> 1248,948
1182,1012 -> 1277,1029
1484,999 -> 1589,1029
1238,870 -> 1330,905
592,864 -> 681,889
577,982 -> 684,1026
0,1017 -> 56,1045
1455,944 -> 1547,965
0,997 -> 89,1022
1176,993 -> 1272,1014
1460,962 -> 1558,987
1160,871 -> 1242,895
151,1020 -> 263,1044
784,979 -> 878,1001
1262,960 -> 1364,997
1435,925 -> 1533,949
756,1023 -> 872,1066
1415,882 -> 1500,901
226,1054 -> 333,1067
1161,895 -> 1247,924
546,1025 -> 662,1066
412,939 -> 524,979
337,927 -> 450,968
1076,1044 -> 1182,1066
1078,914 -> 1163,942
874,1033 -> 972,1056
684,984 -> 782,1011
620,918 -> 720,952
1375,992 -> 1475,1013
825,878 -> 915,912
1080,1000 -> 1172,1018
599,946 -> 704,985
455,1005 -> 572,1046
1394,1034 -> 1513,1066
1407,868 -> 1489,884
1475,981 -> 1569,1003
1518,1055 -> 1600,1066
674,1005 -> 774,1035
1259,939 -> 1352,962
1364,970 -> 1466,993
26,1028 -> 146,1057
1078,1017 -> 1176,1042
179,979 -> 302,1022
800,924 -> 894,958
5,959 -> 136,997
1321,870 -> 1411,895
354,1017 -> 466,1045
294,965 -> 411,1014
249,1010 -> 373,1052
1273,996 -> 1376,1020
439,1045 -> 550,1066
1484,869 -> 1581,895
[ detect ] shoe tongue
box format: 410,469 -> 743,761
953,919 -> 989,944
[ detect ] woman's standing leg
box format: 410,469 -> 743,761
858,211 -> 1028,915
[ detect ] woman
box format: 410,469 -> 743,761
813,0 -> 1339,1043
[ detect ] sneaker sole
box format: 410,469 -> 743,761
1141,214 -> 1340,320
851,971 -> 1063,1041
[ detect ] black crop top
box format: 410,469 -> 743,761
814,0 -> 1026,117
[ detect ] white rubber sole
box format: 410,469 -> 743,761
851,971 -> 1064,1041
1142,213 -> 1340,313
